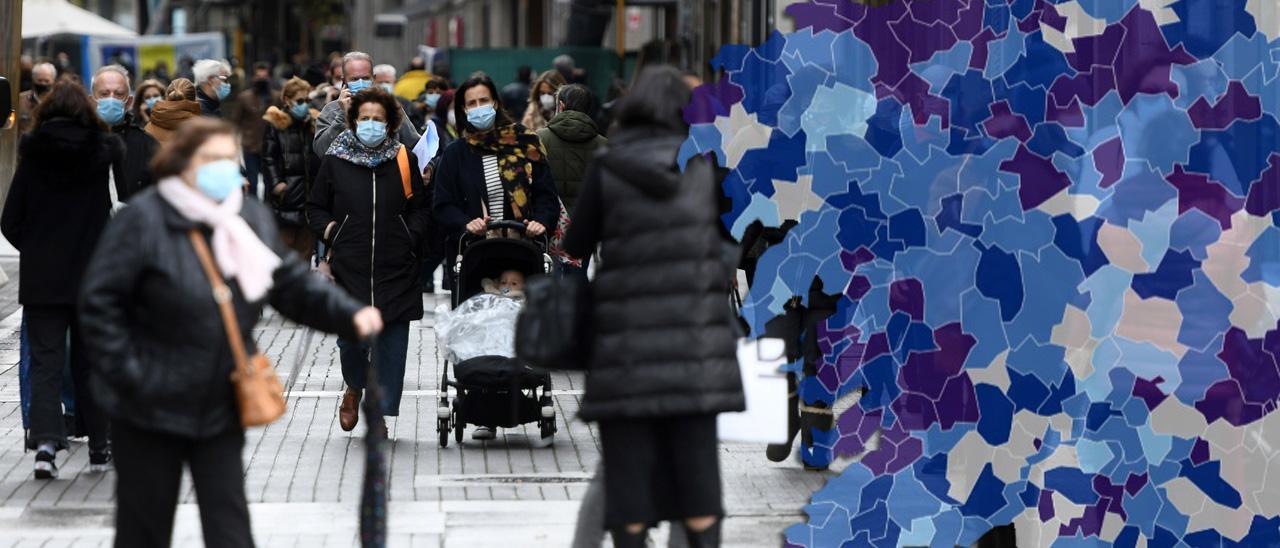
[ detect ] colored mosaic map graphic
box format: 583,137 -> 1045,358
680,0 -> 1280,545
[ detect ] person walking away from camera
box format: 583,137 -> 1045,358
231,63 -> 278,199
562,66 -> 744,548
92,65 -> 159,204
17,62 -> 56,134
145,78 -> 201,146
307,88 -> 429,432
2,81 -> 118,479
500,66 -> 532,125
313,51 -> 420,156
79,118 -> 383,548
193,59 -> 232,118
133,79 -> 165,127
432,72 -> 560,440
535,83 -> 606,279
521,70 -> 565,132
263,77 -> 322,260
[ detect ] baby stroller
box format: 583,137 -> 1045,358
436,220 -> 557,447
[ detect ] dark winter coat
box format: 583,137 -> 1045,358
79,188 -> 364,439
197,88 -> 222,118
231,87 -> 276,153
1,119 -> 117,306
307,137 -> 430,325
536,110 -> 606,213
261,106 -> 320,226
562,127 -> 744,421
110,114 -> 159,201
431,135 -> 560,248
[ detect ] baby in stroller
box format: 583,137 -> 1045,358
434,228 -> 556,446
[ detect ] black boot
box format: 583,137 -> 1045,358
684,520 -> 722,548
610,527 -> 648,548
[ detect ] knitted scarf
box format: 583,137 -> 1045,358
465,124 -> 546,220
326,129 -> 400,168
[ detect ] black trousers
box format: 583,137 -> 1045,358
599,415 -> 723,528
26,305 -> 107,452
112,421 -> 254,548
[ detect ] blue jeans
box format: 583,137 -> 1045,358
243,152 -> 262,200
337,321 -> 409,416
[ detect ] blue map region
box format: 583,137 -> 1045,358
681,1 -> 1280,545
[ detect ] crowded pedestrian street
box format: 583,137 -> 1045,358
0,252 -> 831,546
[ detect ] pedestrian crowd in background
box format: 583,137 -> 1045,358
8,45 -> 742,548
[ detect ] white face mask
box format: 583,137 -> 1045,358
539,93 -> 556,112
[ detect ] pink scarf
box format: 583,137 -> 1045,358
157,177 -> 281,301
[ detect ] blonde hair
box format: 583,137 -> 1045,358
165,78 -> 196,101
281,77 -> 312,102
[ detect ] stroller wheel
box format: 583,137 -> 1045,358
539,417 -> 555,441
438,418 -> 449,448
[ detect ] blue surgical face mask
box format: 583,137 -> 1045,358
195,160 -> 243,202
379,83 -> 394,94
424,93 -> 441,109
290,102 -> 311,120
145,96 -> 160,110
467,104 -> 496,131
96,97 -> 126,126
356,120 -> 388,147
217,81 -> 231,100
347,79 -> 372,93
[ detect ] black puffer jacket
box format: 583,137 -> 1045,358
261,106 -> 320,226
307,137 -> 430,325
2,119 -> 117,305
563,127 -> 744,421
79,188 -> 364,439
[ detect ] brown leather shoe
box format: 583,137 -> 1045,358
339,388 -> 361,432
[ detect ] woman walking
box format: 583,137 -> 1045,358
262,76 -> 322,259
562,66 -> 744,548
133,79 -> 166,127
307,88 -> 430,432
2,82 -> 116,479
79,117 -> 383,547
145,78 -> 201,146
520,69 -> 566,132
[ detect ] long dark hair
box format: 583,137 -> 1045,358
32,81 -> 107,132
453,72 -> 512,134
615,65 -> 690,133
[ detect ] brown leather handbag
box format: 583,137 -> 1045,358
188,230 -> 287,427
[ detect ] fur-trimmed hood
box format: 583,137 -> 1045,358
263,105 -> 319,130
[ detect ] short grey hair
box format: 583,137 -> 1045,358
91,64 -> 131,93
553,54 -> 575,71
32,62 -> 56,79
193,58 -> 230,84
372,64 -> 396,79
342,51 -> 374,73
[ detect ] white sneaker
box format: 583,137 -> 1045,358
472,426 -> 496,441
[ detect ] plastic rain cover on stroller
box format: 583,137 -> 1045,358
435,294 -> 523,363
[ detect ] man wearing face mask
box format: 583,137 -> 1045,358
313,52 -> 420,157
373,64 -> 423,132
230,62 -> 278,199
90,64 -> 159,204
193,58 -> 232,118
17,62 -> 56,134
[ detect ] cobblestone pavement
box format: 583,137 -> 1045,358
0,280 -> 837,547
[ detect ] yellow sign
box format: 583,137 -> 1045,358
139,43 -> 175,74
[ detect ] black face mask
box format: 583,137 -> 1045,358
253,79 -> 270,93
33,83 -> 50,95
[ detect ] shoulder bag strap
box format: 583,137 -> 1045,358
397,145 -> 413,199
188,230 -> 251,378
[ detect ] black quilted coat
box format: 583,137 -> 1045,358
79,189 -> 364,438
563,126 -> 744,421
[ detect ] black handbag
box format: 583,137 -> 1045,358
515,273 -> 592,370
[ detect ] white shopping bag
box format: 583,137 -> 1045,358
718,338 -> 789,443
